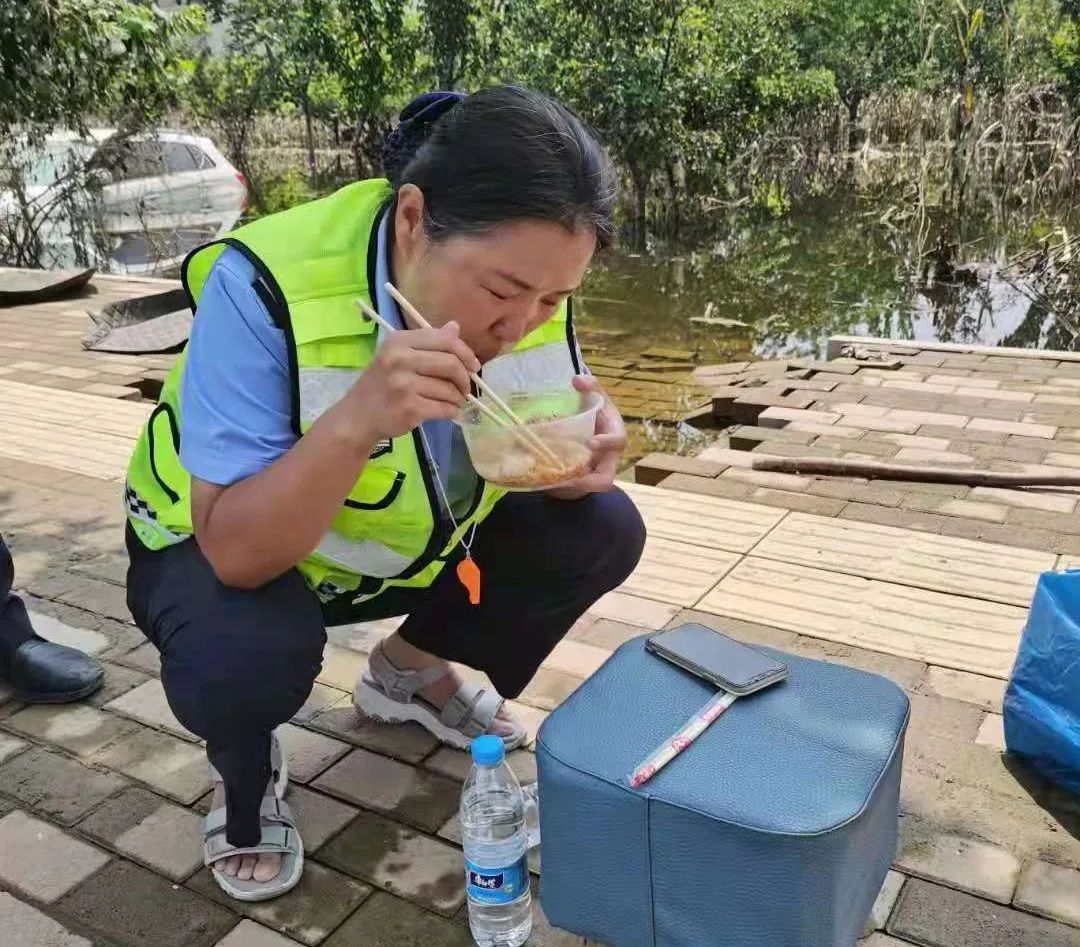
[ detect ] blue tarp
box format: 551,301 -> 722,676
1004,570 -> 1080,793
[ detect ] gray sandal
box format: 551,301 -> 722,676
208,730 -> 287,800
353,644 -> 527,751
204,784 -> 304,902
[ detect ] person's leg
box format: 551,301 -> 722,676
0,534 -> 34,652
391,487 -> 646,699
126,528 -> 325,882
0,533 -> 103,702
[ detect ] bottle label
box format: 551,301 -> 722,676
465,854 -> 529,905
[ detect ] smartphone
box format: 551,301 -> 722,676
646,623 -> 788,696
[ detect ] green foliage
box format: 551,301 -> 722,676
503,0 -> 833,244
1013,0 -> 1065,80
196,0 -> 413,172
335,0 -> 414,116
751,180 -> 793,217
1053,14 -> 1080,98
214,0 -> 342,111
259,167 -> 317,215
418,0 -> 510,89
795,0 -> 924,118
18,0 -> 1079,242
0,0 -> 205,136
186,52 -> 279,209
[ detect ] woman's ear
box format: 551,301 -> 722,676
394,184 -> 428,263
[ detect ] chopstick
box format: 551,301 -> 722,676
383,282 -> 564,467
353,299 -> 560,468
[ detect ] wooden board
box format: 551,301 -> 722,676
0,379 -> 148,481
699,557 -> 1026,678
753,512 -> 1053,607
621,535 -> 740,606
642,347 -> 696,361
623,482 -> 784,554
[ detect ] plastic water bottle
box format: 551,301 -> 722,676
461,735 -> 533,946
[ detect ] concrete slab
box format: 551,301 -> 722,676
889,878 -> 1079,946
312,748 -> 459,833
77,786 -> 204,881
1014,860 -> 1080,928
0,810 -> 111,903
189,860 -> 371,946
317,810 -> 465,917
56,859 -> 235,947
0,747 -> 125,825
0,891 -> 94,946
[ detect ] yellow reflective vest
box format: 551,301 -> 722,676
124,179 -> 582,602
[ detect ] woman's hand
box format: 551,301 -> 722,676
546,375 -> 627,500
343,322 -> 481,444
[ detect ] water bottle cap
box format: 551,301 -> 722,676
471,735 -> 505,767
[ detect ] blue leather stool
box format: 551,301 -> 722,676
536,636 -> 910,947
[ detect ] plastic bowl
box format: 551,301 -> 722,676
457,388 -> 602,491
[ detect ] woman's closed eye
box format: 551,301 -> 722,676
483,286 -> 511,301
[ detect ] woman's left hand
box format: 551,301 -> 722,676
546,375 -> 627,500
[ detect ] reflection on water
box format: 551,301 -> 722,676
578,190 -> 1080,361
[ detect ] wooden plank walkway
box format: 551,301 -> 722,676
621,535 -> 740,606
621,482 -> 784,553
0,274 -> 179,400
0,379 -> 150,481
753,512 -> 1053,607
698,557 -> 1026,679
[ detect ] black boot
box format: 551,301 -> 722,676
2,636 -> 104,703
0,535 -> 104,703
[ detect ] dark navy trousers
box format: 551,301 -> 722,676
126,489 -> 645,846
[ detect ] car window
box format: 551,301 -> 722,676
186,144 -> 215,171
111,142 -> 168,181
24,142 -> 94,187
163,142 -> 200,173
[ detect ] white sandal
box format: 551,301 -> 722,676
353,644 -> 528,751
204,782 -> 304,902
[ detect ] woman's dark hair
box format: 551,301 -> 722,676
382,85 -> 617,249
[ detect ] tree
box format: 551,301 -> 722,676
0,0 -> 204,266
0,0 -> 203,137
209,0 -> 345,174
418,0 -> 508,89
795,0 -> 924,128
507,0 -> 704,248
186,52 -> 279,211
206,0 -> 419,178
1013,0 -> 1067,82
1053,1 -> 1080,101
336,0 -> 416,174
422,0 -> 473,88
508,0 -> 834,248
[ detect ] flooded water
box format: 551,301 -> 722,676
577,189 -> 1080,362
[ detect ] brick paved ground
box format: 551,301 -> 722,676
1,281 -> 1079,944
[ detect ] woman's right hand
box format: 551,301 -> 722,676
344,321 -> 480,442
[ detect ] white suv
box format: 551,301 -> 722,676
7,129 -> 249,276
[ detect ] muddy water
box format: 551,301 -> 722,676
578,191 -> 1080,362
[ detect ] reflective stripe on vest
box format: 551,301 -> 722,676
314,529 -> 413,578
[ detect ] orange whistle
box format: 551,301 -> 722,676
456,555 -> 481,605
